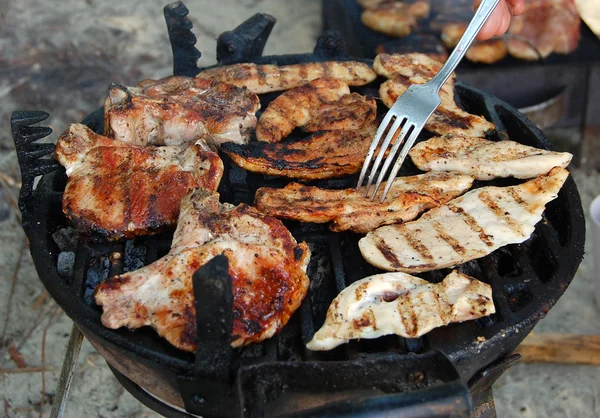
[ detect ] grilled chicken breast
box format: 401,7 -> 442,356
55,124 -> 223,240
409,135 -> 573,180
196,61 -> 377,94
256,78 -> 376,143
94,189 -> 311,352
222,126 -> 376,180
104,76 -> 260,148
255,172 -> 474,233
375,53 -> 495,137
361,1 -> 431,38
307,270 -> 494,351
359,167 -> 569,272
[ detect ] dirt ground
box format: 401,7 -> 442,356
0,1 -> 599,417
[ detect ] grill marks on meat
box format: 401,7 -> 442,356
94,190 -> 311,352
104,76 -> 260,148
222,126 -> 377,179
359,167 -> 569,272
360,0 -> 431,38
195,61 -> 377,94
409,135 -> 573,180
375,53 -> 495,137
507,0 -> 581,60
255,172 -> 474,233
55,124 -> 223,240
256,78 -> 376,143
306,270 -> 494,350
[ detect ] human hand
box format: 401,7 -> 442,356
474,0 -> 525,40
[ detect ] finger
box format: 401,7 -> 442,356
476,1 -> 504,41
507,0 -> 525,15
496,6 -> 511,37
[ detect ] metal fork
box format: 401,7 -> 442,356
357,0 -> 501,201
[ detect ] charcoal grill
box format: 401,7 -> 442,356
11,2 -> 585,417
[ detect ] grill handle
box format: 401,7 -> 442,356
238,351 -> 471,418
10,111 -> 59,231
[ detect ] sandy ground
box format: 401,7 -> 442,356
0,1 -> 599,417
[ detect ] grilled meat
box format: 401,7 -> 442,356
104,76 -> 260,148
222,126 -> 377,180
508,0 -> 580,60
409,135 -> 572,180
375,53 -> 495,137
195,61 -> 377,94
441,23 -> 507,64
361,0 -> 431,38
359,167 -> 569,272
55,124 -> 223,240
94,189 -> 311,352
256,78 -> 376,143
307,270 -> 494,351
255,172 -> 474,233
376,34 -> 449,64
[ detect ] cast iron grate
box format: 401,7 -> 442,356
11,2 -> 585,417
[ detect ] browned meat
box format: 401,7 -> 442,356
94,189 -> 311,352
195,61 -> 377,94
256,78 -> 376,143
375,53 -> 495,137
55,124 -> 223,240
222,126 -> 377,180
376,34 -> 449,64
104,76 -> 260,148
361,0 -> 431,38
255,172 -> 474,233
508,0 -> 581,60
441,22 -> 508,64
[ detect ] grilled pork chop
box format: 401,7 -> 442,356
55,124 -> 223,239
195,61 -> 377,94
361,0 -> 430,38
375,53 -> 495,137
507,0 -> 580,60
222,125 -> 377,180
409,135 -> 573,180
94,190 -> 311,352
359,167 -> 569,272
307,270 -> 494,351
256,78 -> 376,143
255,172 -> 474,233
104,76 -> 260,148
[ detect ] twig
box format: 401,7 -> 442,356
0,174 -> 21,223
0,366 -> 45,374
15,304 -> 61,352
1,237 -> 27,344
0,171 -> 21,188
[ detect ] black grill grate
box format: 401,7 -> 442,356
11,2 -> 585,417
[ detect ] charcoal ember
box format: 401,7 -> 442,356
56,251 -> 75,279
52,227 -> 80,252
84,256 -> 109,305
123,239 -> 146,273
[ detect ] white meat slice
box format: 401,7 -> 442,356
409,135 -> 572,180
359,167 -> 569,272
307,270 -> 494,351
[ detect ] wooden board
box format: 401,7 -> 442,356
516,332 -> 600,365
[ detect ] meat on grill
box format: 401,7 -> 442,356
360,0 -> 431,38
409,135 -> 573,180
221,125 -> 377,180
195,61 -> 377,94
94,189 -> 311,352
376,34 -> 449,64
256,78 -> 376,143
307,270 -> 494,351
507,0 -> 581,60
359,167 -> 569,272
104,76 -> 260,148
255,172 -> 474,233
441,23 -> 508,64
55,123 -> 223,240
375,53 -> 495,137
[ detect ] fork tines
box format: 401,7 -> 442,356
356,112 -> 419,202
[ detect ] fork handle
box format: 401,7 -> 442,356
428,0 -> 501,92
